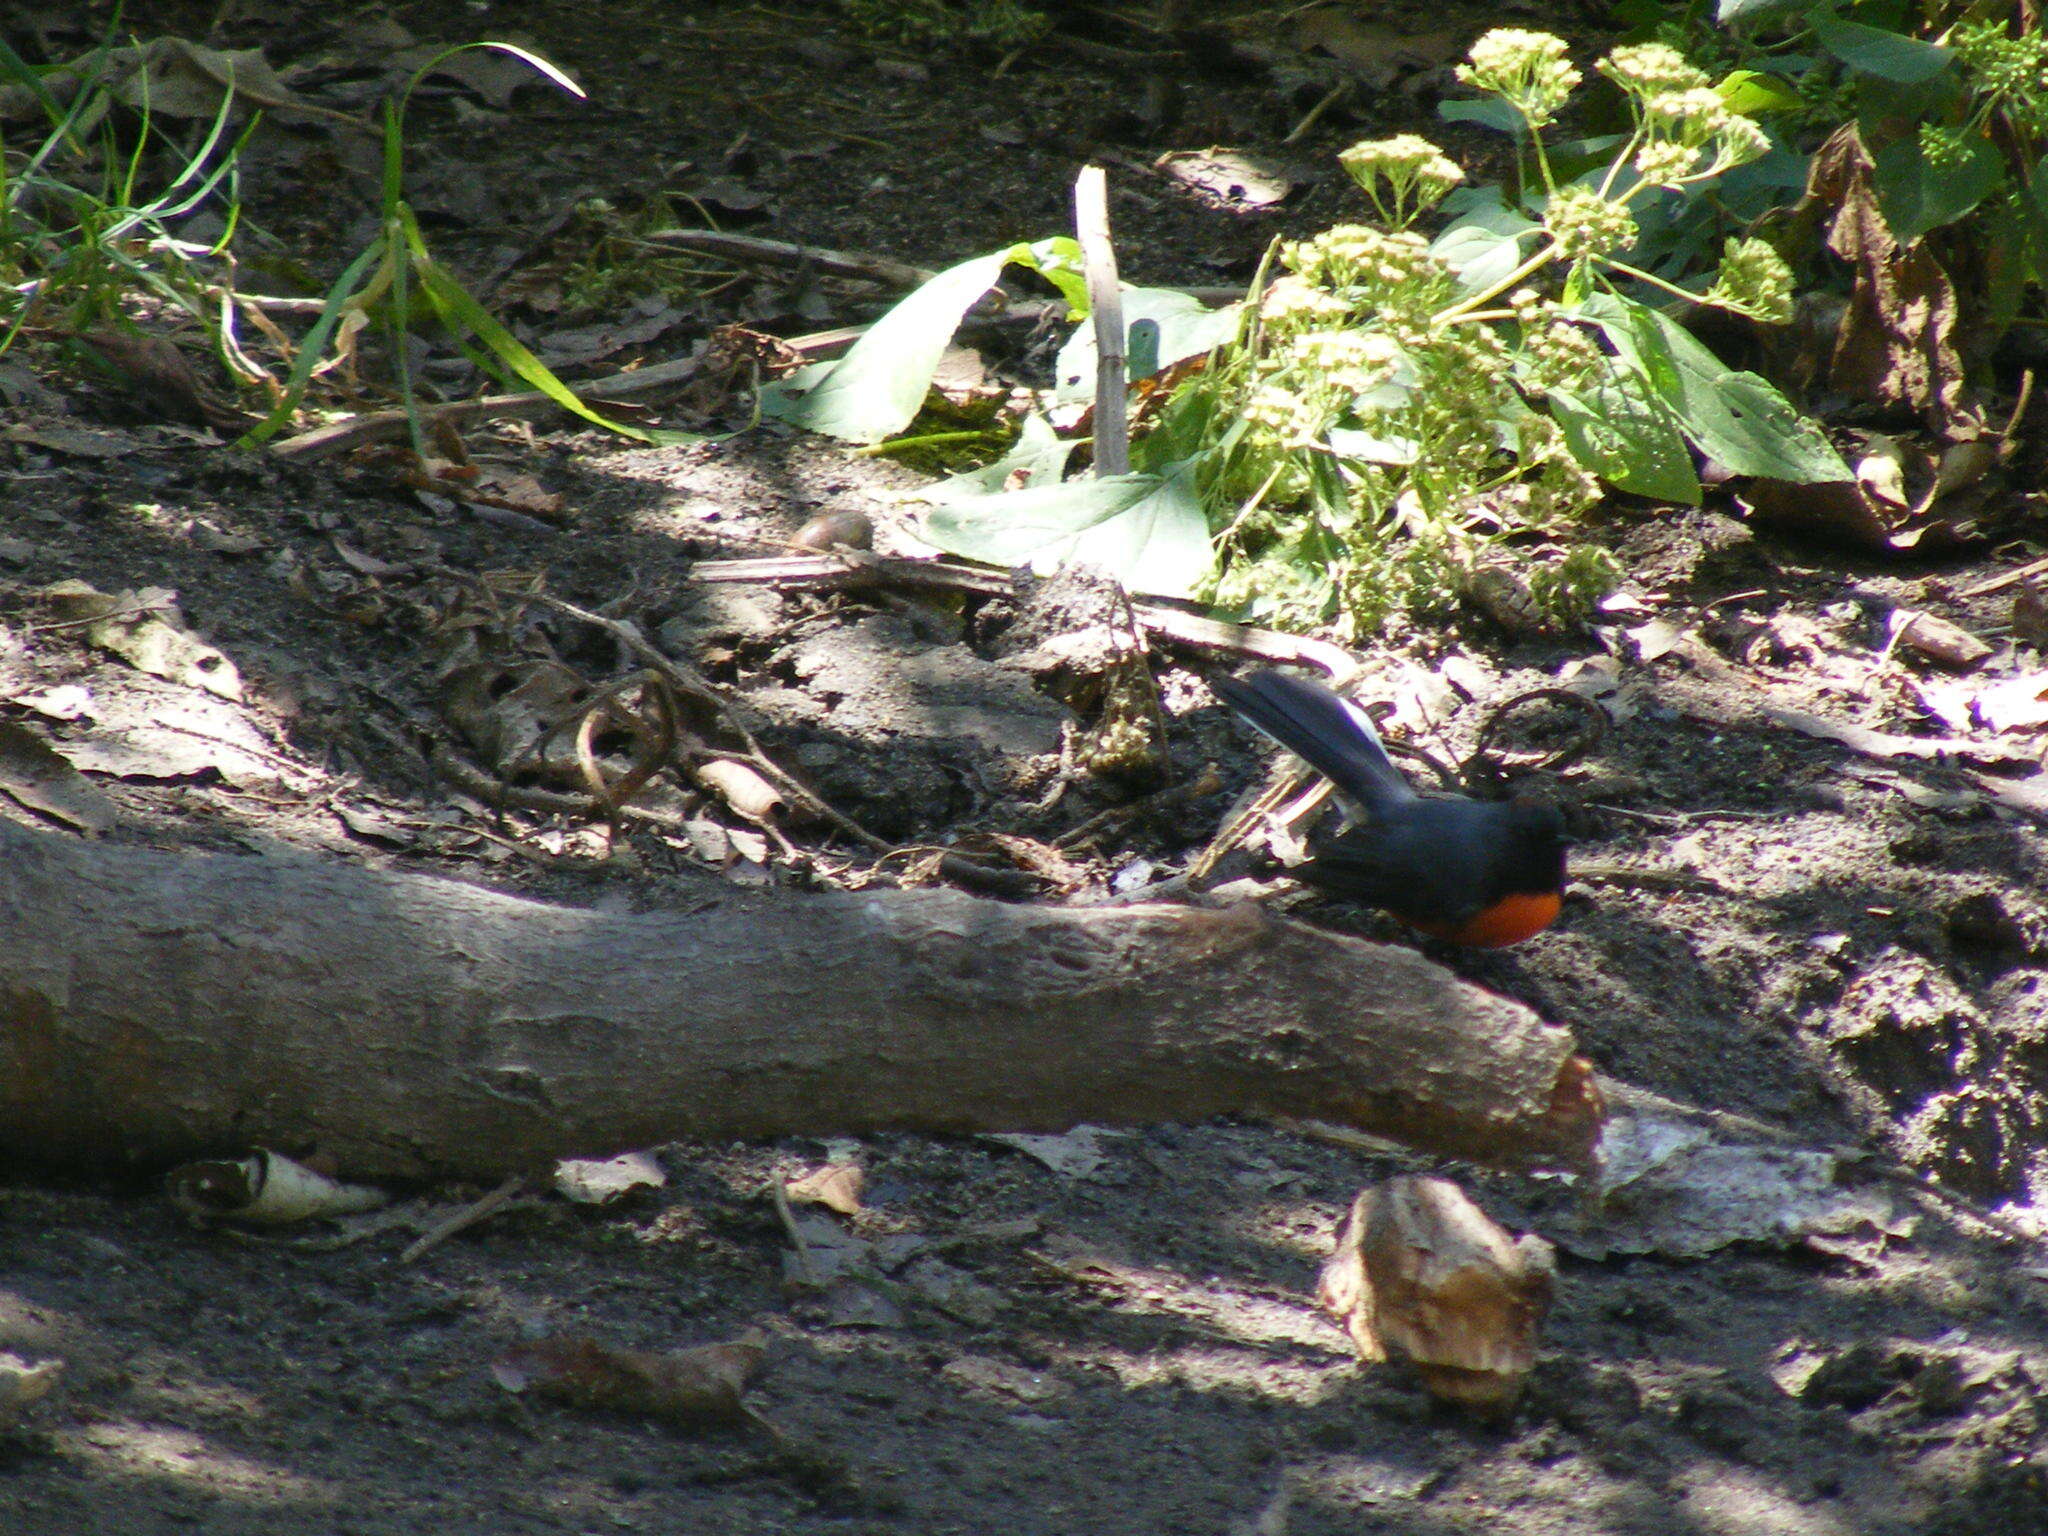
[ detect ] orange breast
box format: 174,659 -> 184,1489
1404,890 -> 1562,948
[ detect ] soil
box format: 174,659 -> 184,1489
6,3 -> 2048,1533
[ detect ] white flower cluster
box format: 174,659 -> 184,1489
1457,29 -> 1582,131
1338,134 -> 1466,228
1543,184 -> 1639,261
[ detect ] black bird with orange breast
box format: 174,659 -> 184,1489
1212,669 -> 1570,947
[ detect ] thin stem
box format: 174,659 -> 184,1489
1596,125 -> 1647,200
1433,238 -> 1562,326
1601,257 -> 1708,308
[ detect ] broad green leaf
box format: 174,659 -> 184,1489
1871,131 -> 2006,244
1545,135 -> 1631,188
914,411 -> 1076,501
1717,70 -> 1802,116
922,463 -> 1213,598
1716,0 -> 1808,19
1811,9 -> 1952,84
759,247 -> 1016,442
1431,198 -> 1541,292
1026,236 -> 1089,315
1053,287 -> 1242,404
1437,97 -> 1528,137
1327,427 -> 1419,466
1583,292 -> 1849,483
1544,365 -> 1701,504
2026,155 -> 2048,286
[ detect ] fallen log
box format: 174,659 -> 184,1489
0,818 -> 1600,1179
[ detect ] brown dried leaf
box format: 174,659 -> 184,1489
1154,148 -> 1299,210
1808,125 -> 1972,436
1290,10 -> 1458,89
1318,1175 -> 1553,1414
785,1163 -> 865,1216
0,722 -> 116,833
492,1334 -> 764,1426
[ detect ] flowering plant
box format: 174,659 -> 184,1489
1165,27 -> 1845,634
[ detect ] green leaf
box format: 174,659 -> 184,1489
1871,131 -> 2007,244
1716,0 -> 1808,20
1431,198 -> 1541,292
1024,236 -> 1089,315
1053,288 -> 1242,404
758,248 -> 1014,443
1326,426 -> 1419,467
921,463 -> 1213,598
410,258 -> 661,442
1437,97 -> 1528,137
237,240 -> 391,446
914,411 -> 1076,500
1717,70 -> 1803,116
2025,154 -> 2048,286
1583,292 -> 1849,483
1544,364 -> 1701,504
1811,9 -> 1953,84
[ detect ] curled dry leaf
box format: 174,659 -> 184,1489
1808,125 -> 1971,436
784,1163 -> 864,1216
491,1333 -> 766,1427
1890,610 -> 1992,671
694,758 -> 785,823
165,1149 -> 388,1226
1317,1175 -> 1554,1414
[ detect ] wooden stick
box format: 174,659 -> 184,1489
1075,166 -> 1130,477
0,817 -> 1602,1179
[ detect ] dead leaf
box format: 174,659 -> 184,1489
1891,609 -> 1992,670
1155,148 -> 1300,209
50,677 -> 282,786
785,1163 -> 864,1216
1,422 -> 138,457
553,1151 -> 667,1205
1566,1108 -> 1912,1263
984,1126 -> 1121,1178
422,46 -> 551,110
1291,10 -> 1458,90
492,1334 -> 765,1426
1317,1175 -> 1553,1414
1974,673 -> 2048,733
0,721 -> 117,833
32,37 -> 353,127
42,581 -> 244,700
1808,125 -> 1973,437
1742,475 -> 1974,556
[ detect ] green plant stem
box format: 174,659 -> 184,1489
1433,238 -> 1562,326
1597,125 -> 1647,201
854,429 -> 1006,457
1600,258 -> 1709,309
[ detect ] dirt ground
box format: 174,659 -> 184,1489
7,2 -> 2048,1532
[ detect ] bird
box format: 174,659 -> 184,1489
1211,668 -> 1570,947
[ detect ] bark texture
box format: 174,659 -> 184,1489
0,819 -> 1601,1178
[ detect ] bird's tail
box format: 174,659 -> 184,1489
1212,669 -> 1415,814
